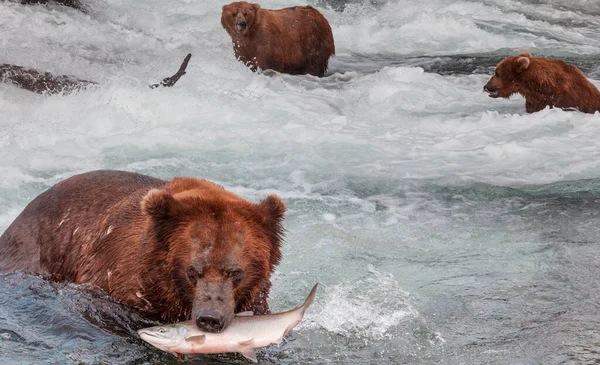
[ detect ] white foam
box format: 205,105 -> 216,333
302,265 -> 418,340
332,0 -> 600,56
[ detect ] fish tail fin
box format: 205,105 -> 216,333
300,283 -> 318,316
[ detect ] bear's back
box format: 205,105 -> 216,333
0,170 -> 165,274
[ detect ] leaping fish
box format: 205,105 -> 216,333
138,283 -> 318,362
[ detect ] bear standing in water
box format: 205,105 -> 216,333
484,52 -> 600,113
221,1 -> 335,77
0,170 -> 286,333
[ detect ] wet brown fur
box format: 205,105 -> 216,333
0,170 -> 286,327
484,52 -> 600,113
221,1 -> 335,77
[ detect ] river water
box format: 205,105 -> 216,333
1,0 -> 600,364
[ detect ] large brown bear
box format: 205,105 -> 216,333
484,52 -> 600,113
221,1 -> 335,77
0,170 -> 286,333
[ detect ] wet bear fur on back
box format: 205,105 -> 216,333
484,52 -> 600,113
221,1 -> 335,77
0,170 -> 286,325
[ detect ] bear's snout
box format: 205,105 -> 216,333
236,20 -> 247,33
196,309 -> 226,332
192,280 -> 235,332
483,81 -> 500,98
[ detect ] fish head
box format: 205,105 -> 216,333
138,323 -> 188,350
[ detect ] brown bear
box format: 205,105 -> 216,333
221,1 -> 335,77
484,52 -> 600,113
0,170 -> 286,333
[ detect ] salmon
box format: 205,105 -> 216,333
138,283 -> 318,362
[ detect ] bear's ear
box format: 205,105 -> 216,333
142,189 -> 178,221
258,194 -> 286,270
515,56 -> 530,72
259,195 -> 286,224
518,52 -> 532,58
252,3 -> 260,11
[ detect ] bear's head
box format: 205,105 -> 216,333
141,177 -> 285,333
484,52 -> 532,98
221,1 -> 261,36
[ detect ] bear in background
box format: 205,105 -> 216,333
0,170 -> 286,333
484,52 -> 600,113
221,1 -> 335,77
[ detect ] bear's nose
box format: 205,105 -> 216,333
237,21 -> 247,29
196,310 -> 226,333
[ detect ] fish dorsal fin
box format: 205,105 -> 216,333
236,311 -> 254,317
184,335 -> 206,344
240,347 -> 257,362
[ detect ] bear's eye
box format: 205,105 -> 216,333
226,269 -> 243,278
232,12 -> 237,17
225,269 -> 244,285
187,266 -> 203,284
244,11 -> 248,16
494,70 -> 500,77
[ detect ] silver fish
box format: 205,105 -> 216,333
138,283 -> 318,362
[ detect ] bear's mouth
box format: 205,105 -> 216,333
484,87 -> 499,98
